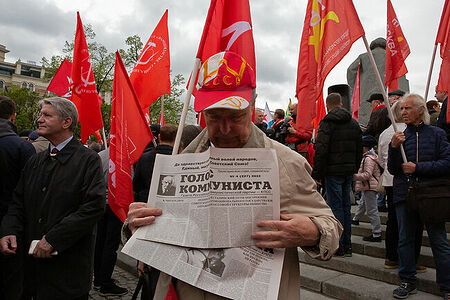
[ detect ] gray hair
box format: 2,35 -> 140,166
38,97 -> 79,132
391,101 -> 403,123
401,93 -> 430,125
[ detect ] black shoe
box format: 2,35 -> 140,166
362,235 -> 382,242
334,248 -> 345,257
99,282 -> 128,297
344,247 -> 352,257
378,206 -> 388,212
351,219 -> 359,225
393,282 -> 417,299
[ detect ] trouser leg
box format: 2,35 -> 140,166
364,190 -> 381,236
98,205 -> 124,285
395,202 -> 417,283
425,222 -> 450,293
384,187 -> 398,261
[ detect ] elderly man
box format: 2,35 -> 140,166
0,97 -> 105,300
388,89 -> 406,106
253,108 -> 267,133
124,51 -> 341,300
388,94 -> 450,299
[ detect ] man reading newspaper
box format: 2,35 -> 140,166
124,51 -> 342,299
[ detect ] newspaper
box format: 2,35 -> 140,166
122,235 -> 285,300
134,147 -> 280,248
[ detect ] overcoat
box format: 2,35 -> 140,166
1,137 -> 105,299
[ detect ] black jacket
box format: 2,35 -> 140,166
312,107 -> 363,180
388,123 -> 450,204
364,106 -> 391,139
0,137 -> 105,299
0,119 -> 35,220
437,97 -> 450,142
133,144 -> 173,202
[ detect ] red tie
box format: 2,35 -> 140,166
51,148 -> 59,154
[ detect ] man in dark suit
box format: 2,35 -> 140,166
0,97 -> 105,300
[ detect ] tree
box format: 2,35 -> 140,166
1,87 -> 43,133
41,24 -> 115,94
121,35 -> 143,69
148,73 -> 186,125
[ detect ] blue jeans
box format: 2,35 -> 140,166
324,175 -> 352,250
396,201 -> 450,293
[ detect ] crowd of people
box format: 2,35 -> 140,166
254,88 -> 450,299
0,51 -> 449,300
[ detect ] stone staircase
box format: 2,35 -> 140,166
299,206 -> 449,299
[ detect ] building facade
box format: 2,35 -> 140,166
0,44 -> 50,94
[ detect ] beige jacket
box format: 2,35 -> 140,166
152,125 -> 342,300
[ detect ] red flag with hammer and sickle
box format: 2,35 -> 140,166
296,0 -> 364,138
71,12 -> 103,143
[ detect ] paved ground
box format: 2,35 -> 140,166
89,265 -> 140,300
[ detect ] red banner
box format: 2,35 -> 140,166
295,0 -> 364,136
130,10 -> 171,109
47,59 -> 73,99
109,51 -> 154,222
385,0 -> 410,90
352,63 -> 361,120
189,0 -> 256,97
196,0 -> 255,70
71,12 -> 103,143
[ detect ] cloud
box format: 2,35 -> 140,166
0,0 -> 446,109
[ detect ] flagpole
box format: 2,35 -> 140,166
424,44 -> 438,101
160,95 -> 165,124
101,127 -> 108,150
172,58 -> 202,155
362,35 -> 407,163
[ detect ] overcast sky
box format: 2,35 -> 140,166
0,0 -> 446,110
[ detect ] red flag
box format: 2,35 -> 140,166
197,112 -> 207,129
385,0 -> 410,90
158,112 -> 166,125
189,0 -> 256,94
130,10 -> 170,109
71,12 -> 103,143
435,0 -> 450,122
436,0 -> 450,57
47,59 -> 73,99
313,92 -> 326,131
352,63 -> 361,120
436,0 -> 450,92
196,0 -> 255,69
109,51 -> 154,222
295,0 -> 364,137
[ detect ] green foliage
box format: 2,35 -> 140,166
41,23 -> 115,94
40,28 -> 188,136
148,73 -> 186,125
1,86 -> 43,132
123,35 -> 144,69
